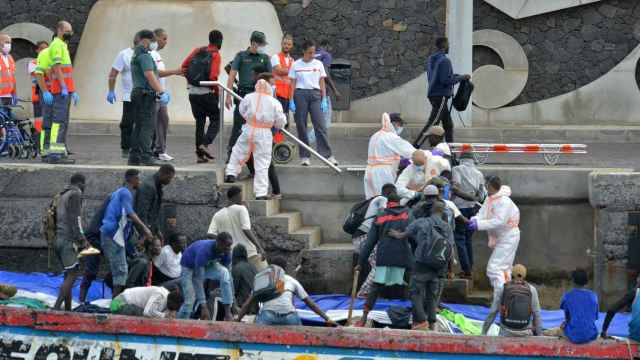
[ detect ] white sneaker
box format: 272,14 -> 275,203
158,153 -> 174,161
328,156 -> 339,166
301,158 -> 311,166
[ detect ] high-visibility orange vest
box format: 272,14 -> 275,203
49,64 -> 75,94
0,55 -> 16,97
273,52 -> 293,99
30,59 -> 40,103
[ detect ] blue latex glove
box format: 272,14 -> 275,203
431,148 -> 444,157
467,218 -> 478,232
320,97 -> 328,113
159,92 -> 170,105
42,91 -> 54,106
106,91 -> 116,104
71,92 -> 80,106
289,99 -> 296,113
11,94 -> 17,106
60,86 -> 69,98
442,184 -> 451,200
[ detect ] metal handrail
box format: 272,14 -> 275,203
200,81 -> 341,173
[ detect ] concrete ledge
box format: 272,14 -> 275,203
589,170 -> 640,210
68,120 -> 640,143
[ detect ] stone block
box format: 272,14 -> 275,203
298,244 -> 353,294
589,171 -> 640,210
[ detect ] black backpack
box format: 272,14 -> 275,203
186,48 -> 212,87
452,79 -> 474,111
342,197 -> 378,235
500,281 -> 533,330
252,265 -> 286,303
415,219 -> 452,271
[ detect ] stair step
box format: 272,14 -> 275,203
441,278 -> 473,303
248,199 -> 280,217
268,211 -> 302,233
290,226 -> 322,249
219,180 -> 253,201
466,290 -> 494,307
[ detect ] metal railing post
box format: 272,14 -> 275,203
200,81 -> 342,173
217,89 -> 225,170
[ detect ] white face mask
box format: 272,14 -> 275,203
149,41 -> 159,51
1,43 -> 11,55
257,46 -> 266,54
394,126 -> 404,135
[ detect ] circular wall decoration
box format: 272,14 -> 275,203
1,23 -> 54,46
472,29 -> 529,109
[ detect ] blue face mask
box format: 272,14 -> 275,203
415,165 -> 424,172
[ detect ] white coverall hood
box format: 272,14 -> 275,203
363,113 -> 416,199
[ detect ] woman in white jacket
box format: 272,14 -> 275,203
468,176 -> 520,291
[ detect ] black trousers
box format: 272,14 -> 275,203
188,93 -> 220,150
120,101 -> 135,151
129,89 -> 157,163
427,96 -> 453,143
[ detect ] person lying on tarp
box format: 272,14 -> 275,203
236,256 -> 338,327
111,285 -> 183,319
0,284 -> 17,300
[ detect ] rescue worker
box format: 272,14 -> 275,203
0,33 -> 17,107
35,21 -> 79,164
225,31 -> 272,161
364,112 -> 417,199
468,175 -> 521,292
128,29 -> 170,166
28,41 -> 49,152
271,34 -> 294,117
225,79 -> 286,200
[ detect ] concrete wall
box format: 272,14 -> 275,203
71,0 -> 284,123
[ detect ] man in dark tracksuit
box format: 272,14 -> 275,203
416,37 -> 470,145
357,188 -> 413,326
133,164 -> 176,238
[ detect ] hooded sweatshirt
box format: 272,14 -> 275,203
426,51 -> 463,98
359,201 -> 414,269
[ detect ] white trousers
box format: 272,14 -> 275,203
486,231 -> 520,290
363,165 -> 396,199
226,125 -> 273,197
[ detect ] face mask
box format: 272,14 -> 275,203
149,41 -> 159,51
62,33 -> 72,41
271,85 -> 277,96
257,46 -> 266,54
1,43 -> 10,55
414,165 -> 424,172
394,126 -> 404,135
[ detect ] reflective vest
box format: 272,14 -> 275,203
47,38 -> 75,94
273,52 -> 293,99
49,64 -> 75,94
0,55 -> 16,97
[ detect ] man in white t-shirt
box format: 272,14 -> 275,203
111,286 -> 183,319
151,29 -> 183,162
107,37 -> 136,159
236,257 -> 337,326
208,186 -> 267,271
152,232 -> 186,286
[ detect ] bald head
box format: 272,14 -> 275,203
412,150 -> 426,167
0,34 -> 11,45
56,21 -> 73,40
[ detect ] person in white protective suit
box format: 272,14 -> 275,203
468,175 -> 520,291
225,79 -> 287,200
364,112 -> 417,199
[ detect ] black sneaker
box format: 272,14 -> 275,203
141,159 -> 161,167
47,156 -> 75,164
128,157 -> 141,166
225,175 -> 236,183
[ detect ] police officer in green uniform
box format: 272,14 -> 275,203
225,31 -> 272,160
129,29 -> 170,166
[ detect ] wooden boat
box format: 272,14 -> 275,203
0,306 -> 637,359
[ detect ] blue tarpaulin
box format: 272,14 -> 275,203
0,271 -> 111,303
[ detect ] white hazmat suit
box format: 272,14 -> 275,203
473,185 -> 520,290
364,113 -> 416,199
395,151 -> 450,205
226,80 -> 287,197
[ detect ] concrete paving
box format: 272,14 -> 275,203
2,133 -> 638,170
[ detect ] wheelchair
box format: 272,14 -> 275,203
0,105 -> 38,159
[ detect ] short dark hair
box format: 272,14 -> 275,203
70,173 -> 85,186
270,256 -> 288,271
227,186 -> 242,200
35,41 -> 48,49
169,232 -> 185,245
301,39 -> 315,52
136,29 -> 155,41
216,231 -> 233,244
153,28 -> 166,37
435,37 -> 448,50
159,164 -> 175,176
209,30 -> 223,47
571,268 -> 589,287
125,169 -> 140,183
486,175 -> 502,191
167,289 -> 184,311
319,39 -> 330,48
381,183 -> 396,195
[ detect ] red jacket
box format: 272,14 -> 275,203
181,45 -> 221,93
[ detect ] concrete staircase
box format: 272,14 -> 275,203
220,179 -> 322,252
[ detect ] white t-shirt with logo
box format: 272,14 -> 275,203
208,204 -> 257,257
111,47 -> 134,102
151,50 -> 166,90
288,58 -> 326,90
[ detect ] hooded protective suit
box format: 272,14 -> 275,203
226,80 -> 287,197
364,113 -> 416,199
473,185 -> 520,290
